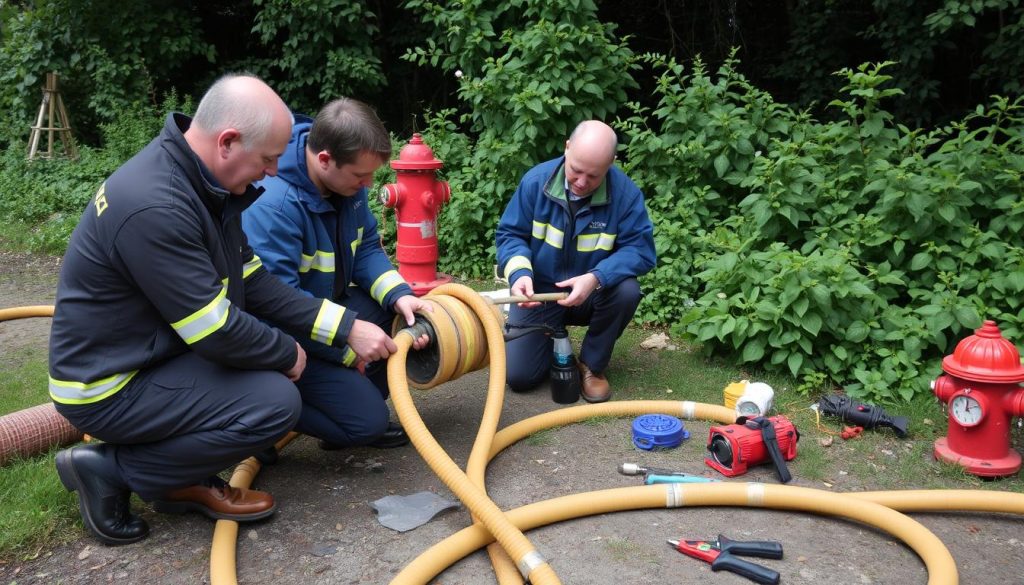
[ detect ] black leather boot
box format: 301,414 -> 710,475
318,421 -> 410,450
55,443 -> 149,545
367,421 -> 410,449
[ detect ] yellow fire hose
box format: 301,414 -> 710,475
0,305 -> 54,321
1,298 -> 1017,585
380,285 -> 965,585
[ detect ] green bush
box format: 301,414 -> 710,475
621,56 -> 1023,402
0,94 -> 190,253
406,0 -> 637,279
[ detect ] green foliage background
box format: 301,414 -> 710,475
1,0 -> 1022,403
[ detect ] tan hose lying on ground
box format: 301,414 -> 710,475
391,482 -> 971,585
195,285 -> 1008,585
389,283 -> 562,585
210,432 -> 300,585
0,305 -> 54,321
427,284 -> 525,584
384,285 -> 961,585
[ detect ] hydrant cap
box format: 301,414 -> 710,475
391,133 -> 443,171
941,320 -> 1024,383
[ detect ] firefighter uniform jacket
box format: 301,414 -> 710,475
48,113 -> 354,405
241,115 -> 412,366
496,156 -> 656,291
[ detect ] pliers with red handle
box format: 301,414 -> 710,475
668,534 -> 783,584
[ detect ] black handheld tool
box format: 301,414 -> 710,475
668,534 -> 783,584
817,395 -> 909,438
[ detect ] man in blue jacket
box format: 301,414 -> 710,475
50,75 -> 355,545
242,98 -> 429,452
496,120 -> 656,402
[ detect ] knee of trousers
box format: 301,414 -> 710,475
253,379 -> 302,438
344,405 -> 390,445
506,363 -> 547,393
606,278 -> 642,311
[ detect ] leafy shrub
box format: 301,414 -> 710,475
0,94 -> 190,254
406,0 -> 637,279
249,0 -> 385,115
622,56 -> 1023,401
0,0 -> 211,147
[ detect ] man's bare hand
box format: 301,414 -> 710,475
410,332 -> 431,351
554,273 -> 601,307
511,275 -> 541,308
394,294 -> 432,326
285,342 -> 307,381
348,319 -> 399,363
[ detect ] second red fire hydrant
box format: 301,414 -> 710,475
379,134 -> 452,296
932,320 -> 1024,477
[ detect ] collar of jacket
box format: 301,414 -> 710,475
541,156 -> 609,206
162,112 -> 264,216
274,114 -> 337,214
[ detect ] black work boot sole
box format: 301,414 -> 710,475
56,449 -> 148,546
152,499 -> 277,522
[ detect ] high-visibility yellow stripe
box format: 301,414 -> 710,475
504,256 -> 533,281
171,286 -> 231,344
369,270 -> 406,305
49,370 -> 138,404
350,227 -> 364,256
311,300 -> 345,345
299,250 -> 335,273
577,232 -> 617,252
531,221 -> 564,249
243,255 -> 263,279
342,347 -> 357,367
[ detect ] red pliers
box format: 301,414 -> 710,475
668,534 -> 783,584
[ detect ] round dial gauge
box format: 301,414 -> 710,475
736,400 -> 763,416
950,393 -> 983,427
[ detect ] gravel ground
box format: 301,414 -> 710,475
2,252 -> 1023,584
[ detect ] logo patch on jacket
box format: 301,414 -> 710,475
589,221 -> 607,229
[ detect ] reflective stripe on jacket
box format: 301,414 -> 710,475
243,116 -> 412,365
496,156 -> 656,291
48,113 -> 354,404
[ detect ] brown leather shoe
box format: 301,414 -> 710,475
579,362 -> 611,403
153,476 -> 275,522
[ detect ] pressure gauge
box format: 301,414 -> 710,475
735,382 -> 775,417
950,393 -> 984,427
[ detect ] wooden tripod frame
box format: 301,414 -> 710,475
27,71 -> 78,161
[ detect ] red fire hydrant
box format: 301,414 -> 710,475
932,320 -> 1024,477
379,134 -> 452,296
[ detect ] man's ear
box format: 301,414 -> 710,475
316,150 -> 332,168
217,129 -> 242,158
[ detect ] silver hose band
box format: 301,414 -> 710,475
518,550 -> 547,576
666,483 -> 685,508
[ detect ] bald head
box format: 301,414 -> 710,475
185,74 -> 293,194
191,74 -> 292,149
563,120 -> 618,197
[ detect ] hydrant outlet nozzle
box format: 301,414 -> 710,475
380,184 -> 402,209
1006,389 -> 1024,418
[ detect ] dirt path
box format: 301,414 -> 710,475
0,251 -> 59,366
2,252 -> 1023,584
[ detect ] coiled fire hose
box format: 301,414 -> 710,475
194,284 -> 1022,583
2,300 -> 1018,585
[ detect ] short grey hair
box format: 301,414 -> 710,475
192,73 -> 274,150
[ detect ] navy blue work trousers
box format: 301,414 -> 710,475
291,286 -> 394,447
55,351 -> 301,501
504,277 -> 641,392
